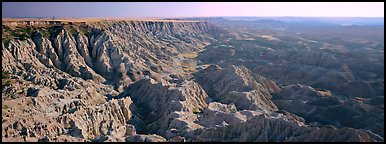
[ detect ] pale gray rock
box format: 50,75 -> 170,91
195,65 -> 279,111
1,20 -> 383,142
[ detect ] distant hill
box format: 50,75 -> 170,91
225,16 -> 384,26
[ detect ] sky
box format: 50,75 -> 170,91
2,2 -> 384,18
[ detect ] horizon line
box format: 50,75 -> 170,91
2,16 -> 385,19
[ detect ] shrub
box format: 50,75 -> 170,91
2,71 -> 10,79
36,28 -> 50,38
13,27 -> 32,40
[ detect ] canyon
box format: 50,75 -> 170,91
1,18 -> 384,142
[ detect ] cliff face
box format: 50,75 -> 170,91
272,83 -> 384,138
2,20 -> 226,90
194,65 -> 280,111
192,113 -> 383,142
121,77 -> 208,135
1,20 -> 219,142
1,20 -> 383,142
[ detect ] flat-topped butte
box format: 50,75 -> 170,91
2,18 -> 200,27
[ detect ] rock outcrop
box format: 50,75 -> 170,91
272,84 -> 384,138
2,19 -> 224,142
201,117 -> 382,142
2,19 -> 383,142
194,65 -> 279,111
121,77 -> 208,136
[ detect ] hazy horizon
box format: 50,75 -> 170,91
2,16 -> 385,19
2,2 -> 384,18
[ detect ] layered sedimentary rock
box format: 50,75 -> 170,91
2,20 -> 228,91
197,32 -> 384,98
2,20 -> 223,142
121,77 -> 208,136
2,19 -> 383,142
192,113 -> 383,142
272,84 -> 384,137
194,64 -> 279,111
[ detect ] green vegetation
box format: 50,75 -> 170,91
36,27 -> 50,38
63,25 -> 80,38
87,135 -> 101,142
68,27 -> 79,38
1,70 -> 17,86
2,71 -> 10,79
86,28 -> 105,38
2,22 -> 107,43
193,107 -> 203,114
48,25 -> 63,40
78,28 -> 90,36
2,70 -> 13,92
3,25 -> 45,40
4,26 -> 33,40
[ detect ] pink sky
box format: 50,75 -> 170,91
3,2 -> 384,18
194,2 -> 384,18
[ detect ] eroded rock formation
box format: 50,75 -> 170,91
1,19 -> 383,142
